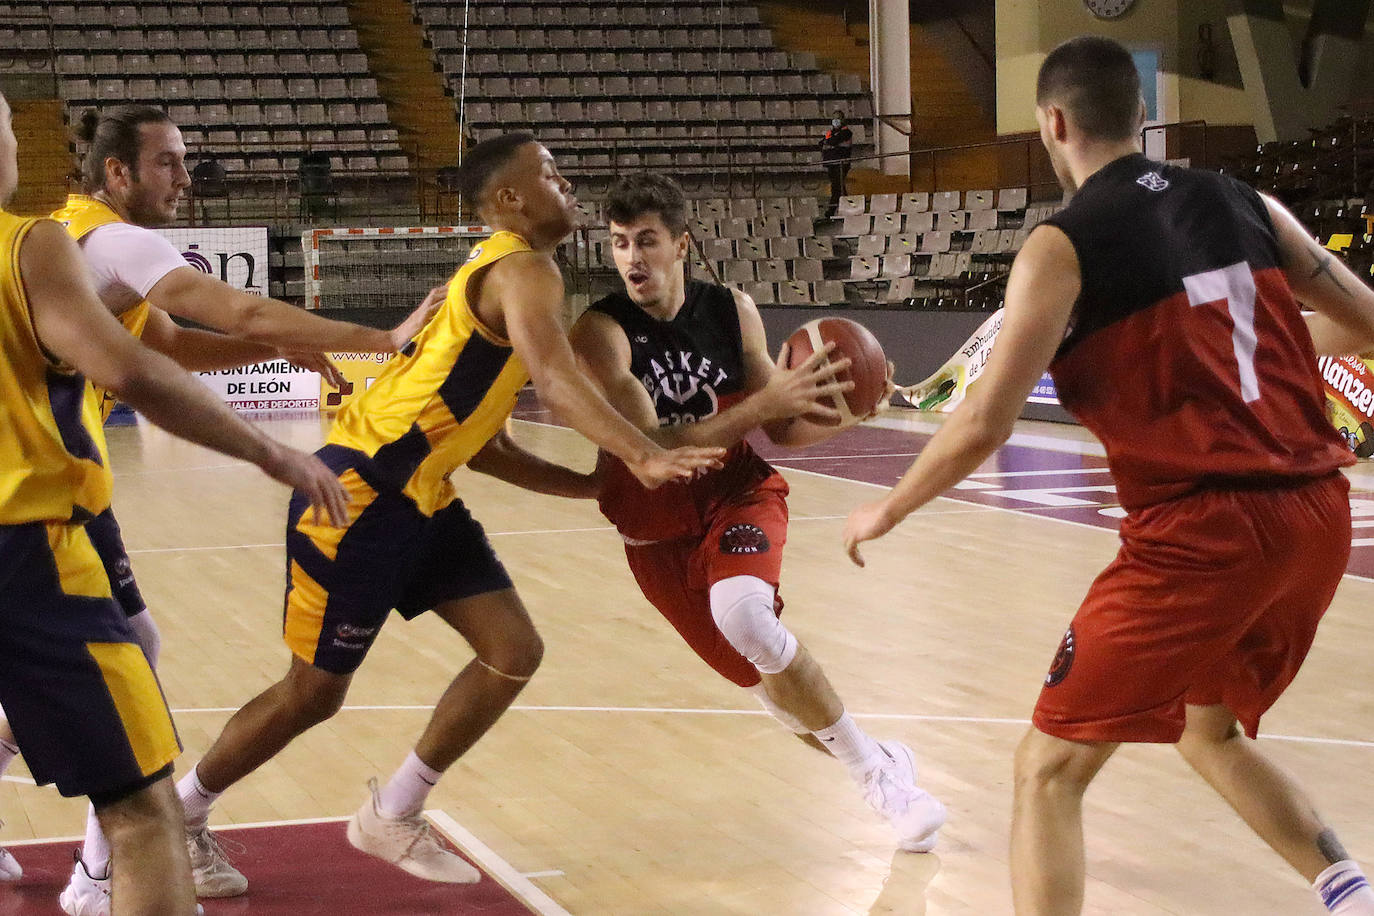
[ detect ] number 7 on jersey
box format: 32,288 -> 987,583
1184,262 -> 1260,403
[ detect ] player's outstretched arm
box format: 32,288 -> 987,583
496,253 -> 723,489
1265,194 -> 1374,355
466,425 -> 598,498
843,225 -> 1079,566
145,267 -> 444,354
139,308 -> 348,387
567,292 -> 851,451
22,221 -> 349,526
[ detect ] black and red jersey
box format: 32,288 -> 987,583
589,280 -> 777,541
1044,154 -> 1351,512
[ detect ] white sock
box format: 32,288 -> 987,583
0,735 -> 18,777
176,767 -> 221,826
376,751 -> 443,819
81,805 -> 110,879
812,712 -> 885,781
1315,860 -> 1374,914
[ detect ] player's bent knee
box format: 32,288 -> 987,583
709,576 -> 797,675
1014,729 -> 1106,796
480,630 -> 544,680
281,662 -> 350,727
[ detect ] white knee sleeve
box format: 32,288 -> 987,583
126,610 -> 162,669
710,575 -> 797,675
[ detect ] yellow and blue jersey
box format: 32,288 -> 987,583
52,194 -> 151,421
0,209 -> 112,525
327,230 -> 534,516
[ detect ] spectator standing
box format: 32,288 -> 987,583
820,111 -> 853,218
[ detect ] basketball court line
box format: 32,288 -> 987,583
142,703 -> 1373,751
427,810 -> 573,916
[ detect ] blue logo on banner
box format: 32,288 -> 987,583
1028,372 -> 1060,405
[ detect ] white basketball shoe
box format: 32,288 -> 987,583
864,740 -> 947,852
58,853 -> 110,916
0,844 -> 20,881
186,820 -> 248,897
347,777 -> 479,883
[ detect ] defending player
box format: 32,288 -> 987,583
12,104 -> 438,914
171,135 -> 723,897
0,88 -> 346,916
566,173 -> 947,852
843,36 -> 1374,915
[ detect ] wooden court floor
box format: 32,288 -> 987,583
2,410 -> 1370,915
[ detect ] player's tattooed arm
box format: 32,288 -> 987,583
1264,192 -> 1374,355
1306,248 -> 1351,297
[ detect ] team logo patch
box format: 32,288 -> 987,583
1044,625 -> 1075,687
720,523 -> 770,555
466,245 -> 483,261
335,623 -> 377,639
1136,171 -> 1170,192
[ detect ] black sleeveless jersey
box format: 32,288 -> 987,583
1042,154 -> 1349,512
589,280 -> 778,541
589,279 -> 748,426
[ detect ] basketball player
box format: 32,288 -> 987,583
843,36 -> 1374,915
171,135 -> 724,896
0,89 -> 346,916
8,104 -> 438,914
565,172 -> 947,852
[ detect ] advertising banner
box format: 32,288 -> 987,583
1318,354 -> 1374,457
162,226 -> 322,411
320,352 -> 398,412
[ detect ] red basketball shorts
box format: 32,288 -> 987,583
622,480 -> 788,689
1034,472 -> 1350,743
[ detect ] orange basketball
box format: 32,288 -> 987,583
783,317 -> 888,425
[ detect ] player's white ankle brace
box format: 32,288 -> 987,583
475,656 -> 533,682
710,575 -> 797,675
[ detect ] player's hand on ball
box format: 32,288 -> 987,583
262,443 -> 350,527
630,445 -> 726,489
843,499 -> 898,567
283,350 -> 345,388
390,284 -> 448,352
766,340 -> 853,422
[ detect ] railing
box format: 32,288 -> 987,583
1141,119 -> 1209,168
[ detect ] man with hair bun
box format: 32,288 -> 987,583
844,35 -> 1374,914
170,134 -> 723,897
0,87 -> 347,916
1,103 -> 442,914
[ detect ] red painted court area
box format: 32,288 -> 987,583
0,819 -> 537,916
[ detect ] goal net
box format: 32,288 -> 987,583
303,225 -> 490,311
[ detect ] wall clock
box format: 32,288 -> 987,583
1085,0 -> 1136,19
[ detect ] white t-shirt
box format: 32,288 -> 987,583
78,222 -> 190,312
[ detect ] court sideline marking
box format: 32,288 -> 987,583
145,704 -> 1374,751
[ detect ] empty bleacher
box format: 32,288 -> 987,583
414,0 -> 873,187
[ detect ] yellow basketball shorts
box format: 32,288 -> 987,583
0,521 -> 180,802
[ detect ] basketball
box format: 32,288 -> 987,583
783,317 -> 888,425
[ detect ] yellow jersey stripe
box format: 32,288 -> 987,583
84,641 -> 181,777
328,230 -> 534,516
